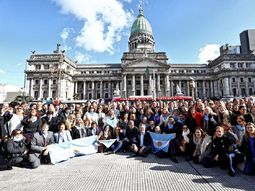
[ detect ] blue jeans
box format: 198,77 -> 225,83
110,141 -> 123,153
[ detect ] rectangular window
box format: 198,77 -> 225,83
35,65 -> 41,70
232,78 -> 235,83
249,88 -> 253,95
44,80 -> 48,85
238,63 -> 243,68
233,88 -> 237,96
246,63 -> 251,68
230,63 -> 235,68
44,64 -> 49,70
240,78 -> 244,83
248,78 -> 252,83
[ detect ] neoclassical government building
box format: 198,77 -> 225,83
25,7 -> 255,100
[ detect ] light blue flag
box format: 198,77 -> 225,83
48,136 -> 98,164
99,139 -> 116,148
149,132 -> 176,154
105,117 -> 118,128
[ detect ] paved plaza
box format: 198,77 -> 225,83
0,153 -> 254,191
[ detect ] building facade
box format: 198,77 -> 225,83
25,7 -> 255,100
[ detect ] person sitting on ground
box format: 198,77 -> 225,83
54,123 -> 72,143
131,123 -> 152,157
97,125 -> 121,153
202,125 -> 243,176
178,124 -> 193,161
240,122 -> 255,175
29,123 -> 55,168
122,120 -> 139,153
5,129 -> 29,168
190,127 -> 206,164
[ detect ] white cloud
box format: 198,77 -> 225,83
5,85 -> 21,92
61,28 -> 74,40
0,69 -> 6,74
198,44 -> 220,63
53,0 -> 133,53
60,28 -> 74,52
74,51 -> 93,63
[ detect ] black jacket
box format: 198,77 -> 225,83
22,116 -> 42,134
136,132 -> 151,147
240,135 -> 255,161
5,139 -> 27,159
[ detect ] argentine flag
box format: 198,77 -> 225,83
149,132 -> 176,154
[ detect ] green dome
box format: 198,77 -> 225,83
130,8 -> 153,37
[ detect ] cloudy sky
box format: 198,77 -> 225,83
0,0 -> 255,88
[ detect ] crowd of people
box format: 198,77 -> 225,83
0,97 -> 255,176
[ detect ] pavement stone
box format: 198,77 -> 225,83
0,153 -> 254,191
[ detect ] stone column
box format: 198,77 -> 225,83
92,81 -> 95,99
30,79 -> 33,97
222,78 -> 229,97
157,74 -> 161,95
229,78 -> 232,96
48,78 -> 52,98
149,74 -> 152,95
210,80 -> 214,97
132,75 -> 135,96
202,80 -> 206,98
237,79 -> 240,97
109,81 -> 112,98
186,80 -> 190,96
83,81 -> 86,100
140,75 -> 144,96
75,81 -> 78,94
123,74 -> 127,98
245,78 -> 248,96
39,78 -> 42,100
165,75 -> 170,96
218,80 -> 221,97
170,80 -> 173,96
100,81 -> 103,98
195,80 -> 198,98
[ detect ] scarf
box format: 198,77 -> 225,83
182,129 -> 190,143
